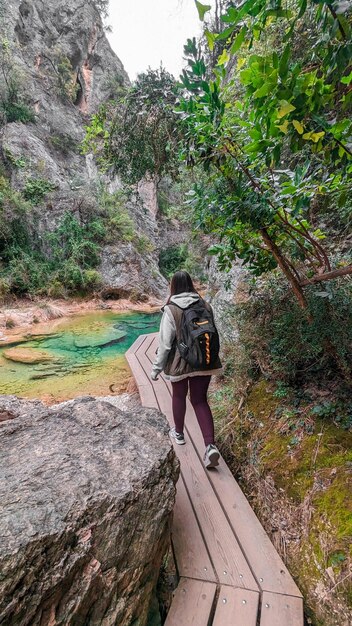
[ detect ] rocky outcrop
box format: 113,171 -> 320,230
207,259 -> 249,343
2,0 -> 128,195
0,395 -> 179,625
3,346 -> 57,363
100,242 -> 168,301
0,0 -> 168,299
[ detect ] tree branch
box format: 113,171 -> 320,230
300,265 -> 352,286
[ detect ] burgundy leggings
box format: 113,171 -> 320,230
171,375 -> 215,446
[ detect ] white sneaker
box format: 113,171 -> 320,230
169,427 -> 186,445
204,444 -> 220,468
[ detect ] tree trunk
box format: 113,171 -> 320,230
260,228 -> 309,312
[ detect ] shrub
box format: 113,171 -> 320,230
135,234 -> 154,254
236,274 -> 352,384
1,100 -> 35,124
56,55 -> 79,102
49,133 -> 79,155
5,317 -> 15,329
0,40 -> 35,126
159,244 -> 189,279
98,190 -> 136,243
82,269 -> 101,290
23,178 -> 55,205
108,211 -> 135,241
0,277 -> 10,302
7,253 -> 50,294
46,278 -> 66,298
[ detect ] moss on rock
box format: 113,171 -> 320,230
211,377 -> 352,625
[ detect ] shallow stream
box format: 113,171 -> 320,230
0,310 -> 160,403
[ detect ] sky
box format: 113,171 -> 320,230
106,0 -> 214,81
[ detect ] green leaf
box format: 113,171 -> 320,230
194,1 -> 211,21
292,119 -> 304,134
217,48 -> 230,66
310,131 -> 325,143
297,0 -> 307,19
279,43 -> 291,79
216,25 -> 236,42
205,29 -> 215,51
341,71 -> 352,85
221,6 -> 238,24
230,26 -> 247,54
277,101 -> 296,118
253,82 -> 271,98
277,120 -> 290,134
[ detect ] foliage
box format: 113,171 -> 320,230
159,244 -> 189,279
134,234 -> 155,254
1,100 -> 35,124
0,38 -> 35,126
98,189 -> 137,242
55,55 -> 79,102
235,273 -> 352,383
0,175 -> 30,256
83,67 -> 181,185
23,178 -> 56,205
6,252 -> 50,294
0,277 -> 10,302
0,194 -> 106,296
48,211 -> 105,270
178,1 -> 352,309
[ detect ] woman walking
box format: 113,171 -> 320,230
151,271 -> 222,469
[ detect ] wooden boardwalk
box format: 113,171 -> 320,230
126,333 -> 304,626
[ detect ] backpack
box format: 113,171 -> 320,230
171,299 -> 220,370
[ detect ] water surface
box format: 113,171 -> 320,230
0,310 -> 160,403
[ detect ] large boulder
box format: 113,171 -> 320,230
0,395 -> 179,625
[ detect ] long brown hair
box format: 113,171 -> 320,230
167,271 -> 198,303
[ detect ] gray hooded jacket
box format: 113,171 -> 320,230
152,292 -> 222,382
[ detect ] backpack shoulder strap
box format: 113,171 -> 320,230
164,303 -> 183,341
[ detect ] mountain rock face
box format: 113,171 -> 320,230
0,395 -> 179,625
0,0 -> 168,299
208,259 -> 248,343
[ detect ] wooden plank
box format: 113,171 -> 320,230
135,348 -> 258,591
145,333 -> 158,361
164,578 -> 216,626
184,400 -> 302,597
126,350 -> 159,409
213,587 -> 259,626
140,341 -> 302,598
135,332 -> 156,356
132,352 -> 172,412
130,335 -> 302,611
172,475 -> 216,582
260,592 -> 304,626
125,333 -> 148,357
125,351 -> 150,383
176,440 -> 259,590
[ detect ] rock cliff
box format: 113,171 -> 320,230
0,394 -> 179,625
0,0 -> 168,299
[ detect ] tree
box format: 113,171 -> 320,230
83,67 -> 181,186
178,1 -> 352,310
